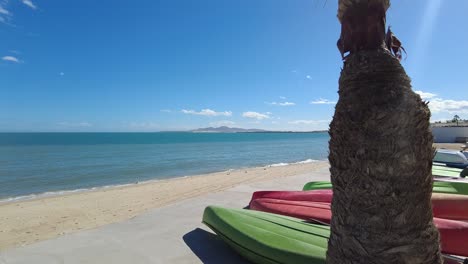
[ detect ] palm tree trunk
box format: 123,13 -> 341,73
327,1 -> 442,263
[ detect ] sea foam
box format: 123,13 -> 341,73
268,158 -> 322,167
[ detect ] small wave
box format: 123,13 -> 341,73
296,159 -> 320,164
268,159 -> 322,167
0,183 -> 136,204
269,162 -> 289,167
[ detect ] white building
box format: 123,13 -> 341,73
432,127 -> 468,143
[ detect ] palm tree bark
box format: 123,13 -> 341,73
327,1 -> 442,263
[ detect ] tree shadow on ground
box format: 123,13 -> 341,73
183,228 -> 250,264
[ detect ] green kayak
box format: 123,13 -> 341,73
432,181 -> 468,195
301,181 -> 332,191
203,206 -> 328,264
303,181 -> 468,195
433,165 -> 464,178
433,165 -> 465,173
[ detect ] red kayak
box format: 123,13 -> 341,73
250,197 -> 468,256
251,198 -> 332,224
251,190 -> 468,220
432,193 -> 468,220
251,190 -> 332,204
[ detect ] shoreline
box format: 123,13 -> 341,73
0,158 -> 324,205
0,161 -> 329,250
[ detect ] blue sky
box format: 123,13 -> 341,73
1,0 -> 467,132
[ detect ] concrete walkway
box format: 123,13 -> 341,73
0,167 -> 330,264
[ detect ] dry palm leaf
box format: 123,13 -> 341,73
385,27 -> 406,60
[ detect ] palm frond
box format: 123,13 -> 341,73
385,27 -> 406,61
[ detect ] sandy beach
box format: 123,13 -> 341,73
0,161 -> 329,250
434,143 -> 467,151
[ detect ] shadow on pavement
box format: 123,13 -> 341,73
183,228 -> 250,264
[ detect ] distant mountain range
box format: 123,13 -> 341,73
190,126 -> 266,133
189,126 -> 327,133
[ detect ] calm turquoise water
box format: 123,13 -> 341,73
0,132 -> 329,201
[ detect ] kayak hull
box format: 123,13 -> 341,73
203,206 -> 328,264
250,198 -> 331,224
432,193 -> 468,220
252,189 -> 468,220
302,180 -> 468,195
433,165 -> 464,178
250,198 -> 468,256
251,190 -> 332,204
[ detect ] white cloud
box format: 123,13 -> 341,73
429,98 -> 468,114
279,96 -> 286,100
59,72 -> 65,76
266,101 -> 296,106
289,120 -> 330,125
0,1 -> 16,24
310,98 -> 336,105
0,6 -> 10,15
306,75 -> 312,79
21,0 -> 37,9
58,122 -> 92,127
209,120 -> 236,127
181,109 -> 232,117
2,56 -> 20,63
414,90 -> 468,114
242,111 -> 270,120
415,90 -> 437,100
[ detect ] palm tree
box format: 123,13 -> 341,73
327,1 -> 442,263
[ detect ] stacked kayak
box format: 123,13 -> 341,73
432,181 -> 468,195
251,199 -> 332,224
433,165 -> 466,178
432,193 -> 468,220
249,192 -> 468,256
303,180 -> 468,195
251,189 -> 332,203
203,205 -> 467,263
202,180 -> 468,263
251,189 -> 468,220
203,206 -> 328,264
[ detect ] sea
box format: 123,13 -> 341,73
0,132 -> 329,202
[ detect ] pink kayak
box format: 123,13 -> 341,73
251,189 -> 468,220
432,193 -> 468,220
250,198 -> 331,224
250,197 -> 468,257
251,190 -> 332,204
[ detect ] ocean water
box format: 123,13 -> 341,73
0,132 -> 329,201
